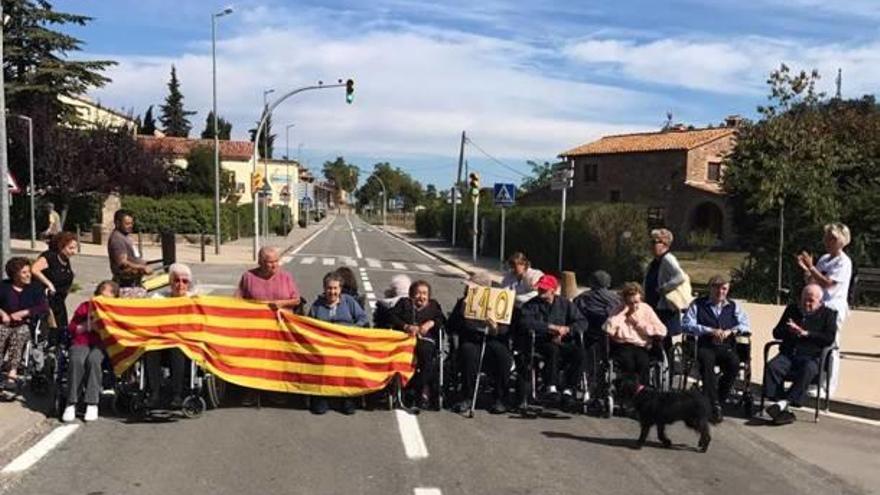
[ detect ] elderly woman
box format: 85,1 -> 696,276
373,274 -> 411,329
644,229 -> 686,337
500,252 -> 544,308
308,272 -> 369,415
388,280 -> 445,409
797,222 -> 852,395
144,263 -> 194,409
604,282 -> 667,386
62,280 -> 119,422
0,257 -> 48,390
32,231 -> 78,333
237,246 -> 302,311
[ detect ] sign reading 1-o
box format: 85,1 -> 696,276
463,287 -> 515,325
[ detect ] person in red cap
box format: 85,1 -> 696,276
517,274 -> 587,411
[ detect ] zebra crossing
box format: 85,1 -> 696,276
331,226 -> 377,233
285,255 -> 461,274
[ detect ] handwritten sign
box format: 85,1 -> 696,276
463,287 -> 515,325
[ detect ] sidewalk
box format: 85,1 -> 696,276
385,226 -> 880,415
11,215 -> 334,266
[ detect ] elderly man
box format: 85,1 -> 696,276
518,274 -> 587,409
682,274 -> 750,423
107,209 -> 152,296
764,284 -> 837,425
236,246 -> 301,311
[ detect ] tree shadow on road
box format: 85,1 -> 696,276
541,431 -> 701,452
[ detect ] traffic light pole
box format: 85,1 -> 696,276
249,80 -> 350,260
452,131 -> 465,246
472,196 -> 479,264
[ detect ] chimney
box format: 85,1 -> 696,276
724,115 -> 743,128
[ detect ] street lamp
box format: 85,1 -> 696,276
0,3 -> 12,270
211,6 -> 233,255
367,175 -> 387,228
260,88 -> 275,240
9,115 -> 34,249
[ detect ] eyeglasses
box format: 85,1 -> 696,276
172,278 -> 191,284
651,239 -> 666,245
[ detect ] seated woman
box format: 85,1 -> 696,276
335,266 -> 366,309
145,263 -> 194,409
0,257 -> 48,391
62,280 -> 119,422
308,272 -> 369,415
374,274 -> 411,329
604,282 -> 667,386
388,280 -> 445,409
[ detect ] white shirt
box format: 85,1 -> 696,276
816,251 -> 852,324
501,267 -> 544,307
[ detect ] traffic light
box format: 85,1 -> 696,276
345,79 -> 355,104
468,172 -> 480,198
251,171 -> 264,195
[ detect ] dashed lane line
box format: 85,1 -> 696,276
391,262 -> 408,270
322,258 -> 336,266
301,256 -> 316,265
414,489 -> 443,495
414,263 -> 434,272
394,410 -> 429,460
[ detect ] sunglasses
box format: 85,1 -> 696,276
651,239 -> 666,245
172,278 -> 191,284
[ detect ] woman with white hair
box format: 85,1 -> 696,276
797,223 -> 852,395
373,274 -> 411,329
144,263 -> 195,409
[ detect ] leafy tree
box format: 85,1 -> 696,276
159,65 -> 196,137
248,105 -> 275,158
2,0 -> 115,129
140,105 -> 156,136
355,162 -> 424,211
201,110 -> 232,140
182,145 -> 234,197
521,160 -> 553,192
322,156 -> 359,192
425,184 -> 437,198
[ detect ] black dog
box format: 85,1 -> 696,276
622,381 -> 712,453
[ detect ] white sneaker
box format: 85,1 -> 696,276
84,405 -> 99,422
61,405 -> 76,423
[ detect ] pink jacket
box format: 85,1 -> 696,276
604,302 -> 667,347
68,301 -> 102,347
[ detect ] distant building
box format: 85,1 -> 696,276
58,94 -> 138,132
547,119 -> 740,247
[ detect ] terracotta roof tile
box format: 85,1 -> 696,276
137,136 -> 255,161
560,127 -> 735,157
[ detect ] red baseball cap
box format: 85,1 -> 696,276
534,274 -> 558,292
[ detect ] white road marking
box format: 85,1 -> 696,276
301,257 -> 316,265
288,220 -> 334,256
341,256 -> 358,267
322,258 -> 336,266
280,256 -> 293,264
391,262 -> 408,270
2,424 -> 80,473
394,410 -> 429,459
366,258 -> 382,268
346,215 -> 364,258
381,229 -> 438,261
363,281 -> 374,292
414,264 -> 434,272
414,489 -> 442,495
366,293 -> 377,300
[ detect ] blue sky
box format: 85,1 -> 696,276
55,0 -> 880,189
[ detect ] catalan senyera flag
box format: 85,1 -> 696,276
92,295 -> 416,396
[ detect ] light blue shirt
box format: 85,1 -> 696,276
682,298 -> 751,337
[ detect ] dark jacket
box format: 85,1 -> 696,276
573,288 -> 621,342
388,298 -> 445,342
0,280 -> 49,324
447,297 -> 510,345
518,294 -> 587,342
772,303 -> 837,359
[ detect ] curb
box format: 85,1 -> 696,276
382,229 -> 474,276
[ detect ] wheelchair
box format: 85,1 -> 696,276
3,315 -> 56,397
591,335 -> 669,418
380,324 -> 449,413
759,341 -> 837,422
674,333 -> 754,417
513,328 -> 591,415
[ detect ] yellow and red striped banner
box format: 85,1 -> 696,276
92,295 -> 416,396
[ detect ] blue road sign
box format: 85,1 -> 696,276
493,183 -> 516,207
301,196 -> 313,209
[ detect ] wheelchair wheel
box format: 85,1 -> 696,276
742,393 -> 754,417
29,374 -> 49,395
182,395 -> 207,418
204,374 -> 227,409
128,394 -> 147,419
605,396 -> 614,418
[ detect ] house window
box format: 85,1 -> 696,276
236,182 -> 246,194
610,190 -> 621,203
647,207 -> 666,229
583,163 -> 598,183
707,162 -> 722,182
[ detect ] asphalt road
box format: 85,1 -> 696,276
2,214 -> 875,495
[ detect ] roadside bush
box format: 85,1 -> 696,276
415,208 -> 441,237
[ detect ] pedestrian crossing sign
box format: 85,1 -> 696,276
493,183 -> 515,207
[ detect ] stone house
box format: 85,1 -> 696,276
553,121 -> 739,247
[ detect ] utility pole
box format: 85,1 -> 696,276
452,130 -> 465,246
0,2 -> 12,271
212,7 -> 234,255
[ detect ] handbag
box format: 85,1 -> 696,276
664,272 -> 694,311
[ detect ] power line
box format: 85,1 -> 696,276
465,137 -> 529,178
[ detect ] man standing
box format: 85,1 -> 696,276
41,202 -> 62,240
682,274 -> 750,423
764,284 -> 837,425
107,209 -> 152,296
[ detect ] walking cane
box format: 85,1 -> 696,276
466,326 -> 489,419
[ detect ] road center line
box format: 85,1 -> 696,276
346,215 -> 363,258
394,410 -> 429,460
3,424 -> 79,474
414,488 -> 443,495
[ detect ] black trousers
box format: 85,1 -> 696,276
764,353 -> 820,405
410,338 -> 436,394
144,349 -> 189,399
458,338 -> 511,401
536,339 -> 586,390
697,344 -> 740,405
611,342 -> 651,385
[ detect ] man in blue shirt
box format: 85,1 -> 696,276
682,274 -> 750,423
